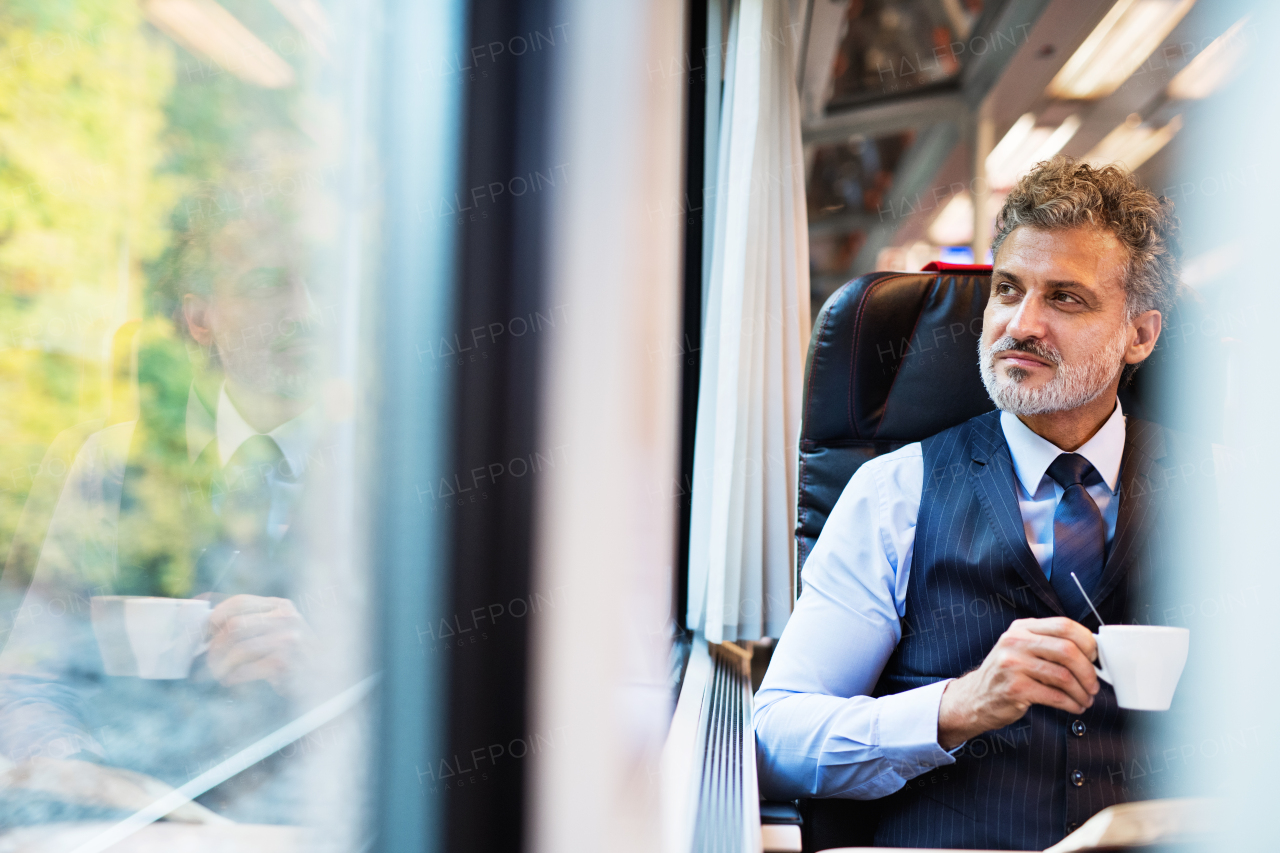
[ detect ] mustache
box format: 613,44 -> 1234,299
988,335 -> 1061,366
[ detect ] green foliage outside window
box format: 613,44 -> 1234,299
0,0 -> 306,588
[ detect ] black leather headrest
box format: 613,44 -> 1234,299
797,270 -> 995,572
803,271 -> 996,444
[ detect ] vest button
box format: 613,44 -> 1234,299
1066,822 -> 1081,834
1070,770 -> 1085,787
1071,719 -> 1086,737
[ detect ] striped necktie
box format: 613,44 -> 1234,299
220,434 -> 284,546
1046,452 -> 1105,622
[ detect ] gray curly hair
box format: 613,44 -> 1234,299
991,156 -> 1182,321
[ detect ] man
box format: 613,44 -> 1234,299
0,193 -> 336,821
755,157 -> 1204,850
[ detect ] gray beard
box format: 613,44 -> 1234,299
218,347 -> 317,402
978,325 -> 1128,416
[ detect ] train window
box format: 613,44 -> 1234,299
0,0 -> 460,848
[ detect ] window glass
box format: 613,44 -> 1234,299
828,0 -> 985,109
807,132 -> 914,221
0,1 -> 382,845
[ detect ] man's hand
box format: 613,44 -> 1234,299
937,617 -> 1099,750
206,595 -> 312,693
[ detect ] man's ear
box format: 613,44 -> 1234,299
1124,309 -> 1162,365
183,294 -> 215,347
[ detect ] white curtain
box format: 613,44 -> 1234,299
687,0 -> 810,644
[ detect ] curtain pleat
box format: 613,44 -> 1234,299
688,0 -> 810,643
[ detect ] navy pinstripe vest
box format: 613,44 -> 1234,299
870,410 -> 1171,851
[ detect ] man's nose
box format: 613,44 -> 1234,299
1005,295 -> 1048,341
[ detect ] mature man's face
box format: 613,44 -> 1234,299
184,219 -> 321,401
979,225 -> 1145,416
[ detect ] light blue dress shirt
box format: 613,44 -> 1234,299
754,401 -> 1126,801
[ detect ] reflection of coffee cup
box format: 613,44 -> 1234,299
90,596 -> 211,680
1092,625 -> 1190,711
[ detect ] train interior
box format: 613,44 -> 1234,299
0,0 -> 1273,852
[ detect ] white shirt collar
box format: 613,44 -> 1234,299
186,383 -> 319,477
1000,399 -> 1125,496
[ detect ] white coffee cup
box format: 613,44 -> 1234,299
1092,624 -> 1190,711
90,596 -> 212,680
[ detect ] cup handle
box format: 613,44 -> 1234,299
1092,635 -> 1110,684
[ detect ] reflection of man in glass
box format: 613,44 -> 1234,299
164,214 -> 320,690
0,198 -> 328,821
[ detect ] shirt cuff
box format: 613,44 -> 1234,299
875,679 -> 958,779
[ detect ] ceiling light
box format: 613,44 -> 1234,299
929,192 -> 974,245
143,0 -> 295,89
927,191 -> 1007,246
1167,16 -> 1249,100
986,115 -> 1080,190
985,113 -> 1035,175
1048,0 -> 1197,100
1084,114 -> 1183,171
1030,114 -> 1081,163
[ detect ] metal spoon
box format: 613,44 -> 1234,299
1070,572 -> 1106,626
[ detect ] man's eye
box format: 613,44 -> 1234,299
995,283 -> 1016,296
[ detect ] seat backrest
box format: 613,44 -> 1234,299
796,267 -> 995,573
796,262 -> 1223,579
